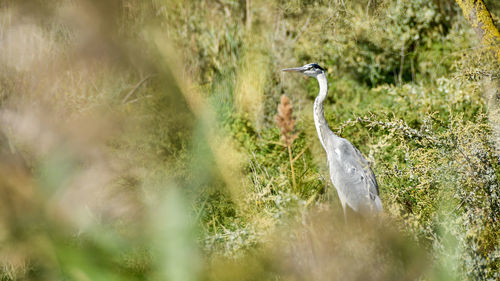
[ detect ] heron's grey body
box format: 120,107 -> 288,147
282,63 -> 382,216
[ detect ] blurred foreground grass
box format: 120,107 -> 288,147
0,0 -> 499,280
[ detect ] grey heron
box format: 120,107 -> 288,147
282,63 -> 383,218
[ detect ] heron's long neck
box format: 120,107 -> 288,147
313,73 -> 337,149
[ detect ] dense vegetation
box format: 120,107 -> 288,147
0,0 -> 499,280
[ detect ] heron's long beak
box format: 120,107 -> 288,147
281,66 -> 305,72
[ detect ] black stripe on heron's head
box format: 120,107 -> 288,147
309,63 -> 325,71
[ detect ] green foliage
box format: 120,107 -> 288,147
0,0 -> 499,280
289,0 -> 459,86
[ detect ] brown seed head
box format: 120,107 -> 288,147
275,95 -> 298,146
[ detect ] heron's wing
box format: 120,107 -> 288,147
349,146 -> 379,197
330,139 -> 380,204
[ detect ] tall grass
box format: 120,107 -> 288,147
0,0 -> 499,280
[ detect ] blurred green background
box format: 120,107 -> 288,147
0,0 -> 499,280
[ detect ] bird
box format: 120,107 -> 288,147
281,63 -> 382,218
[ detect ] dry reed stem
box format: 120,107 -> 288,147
275,95 -> 298,191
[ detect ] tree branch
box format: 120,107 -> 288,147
456,0 -> 500,61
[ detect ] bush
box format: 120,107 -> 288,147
0,0 -> 498,280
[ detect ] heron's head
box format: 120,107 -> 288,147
281,63 -> 325,78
